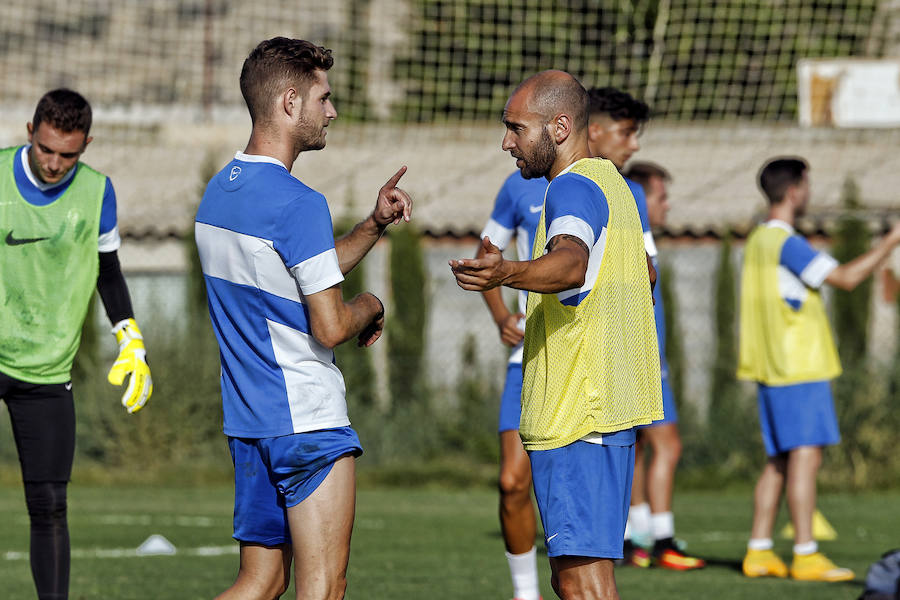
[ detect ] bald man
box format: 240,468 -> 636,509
451,71 -> 662,600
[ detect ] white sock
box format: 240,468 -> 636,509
651,511 -> 675,540
506,547 -> 540,600
748,538 -> 773,551
630,503 -> 651,543
793,541 -> 817,556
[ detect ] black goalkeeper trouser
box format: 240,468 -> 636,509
0,370 -> 75,600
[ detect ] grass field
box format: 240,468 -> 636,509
0,484 -> 895,599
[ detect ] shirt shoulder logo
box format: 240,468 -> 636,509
6,231 -> 49,246
229,166 -> 242,181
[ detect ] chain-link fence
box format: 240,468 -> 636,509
3,1 -> 900,486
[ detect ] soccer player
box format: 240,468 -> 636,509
451,70 -> 662,600
621,162 -> 705,570
476,86 -> 657,599
0,88 -> 152,600
195,38 -> 412,600
737,157 -> 900,582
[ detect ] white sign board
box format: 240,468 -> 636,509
797,58 -> 900,128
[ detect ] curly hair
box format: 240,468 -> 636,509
587,87 -> 650,124
240,37 -> 333,124
32,89 -> 92,135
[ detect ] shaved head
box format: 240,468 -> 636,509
510,70 -> 589,132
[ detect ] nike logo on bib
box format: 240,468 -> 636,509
529,204 -> 543,213
6,231 -> 49,246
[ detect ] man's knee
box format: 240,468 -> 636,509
24,482 -> 67,527
498,466 -> 531,499
296,575 -> 346,600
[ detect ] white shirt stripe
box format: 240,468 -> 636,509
481,219 -> 514,251
800,253 -> 838,289
546,215 -> 595,252
98,227 -> 121,253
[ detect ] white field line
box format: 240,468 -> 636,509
3,545 -> 239,561
15,515 -> 218,527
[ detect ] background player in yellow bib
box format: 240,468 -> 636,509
451,70 -> 660,600
0,89 -> 151,600
737,156 -> 900,582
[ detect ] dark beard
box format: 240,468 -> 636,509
519,128 -> 556,179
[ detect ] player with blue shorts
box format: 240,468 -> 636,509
623,162 -> 706,570
453,70 -> 661,600
479,101 -> 657,598
196,38 -> 412,599
738,157 -> 900,583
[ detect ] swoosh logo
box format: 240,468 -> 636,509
529,204 -> 543,213
6,231 -> 49,246
546,533 -> 559,542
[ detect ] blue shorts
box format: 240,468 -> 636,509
757,381 -> 840,456
228,427 -> 362,545
529,433 -> 635,559
640,376 -> 678,428
498,362 -> 523,433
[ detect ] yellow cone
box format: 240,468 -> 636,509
780,509 -> 838,540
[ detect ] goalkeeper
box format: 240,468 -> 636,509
0,88 -> 151,600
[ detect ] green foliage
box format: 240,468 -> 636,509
393,0 -> 878,121
659,259 -> 684,403
830,176 -> 871,370
440,334 -> 499,463
386,226 -> 428,411
333,217 -> 378,409
823,176 -> 900,488
703,236 -> 759,476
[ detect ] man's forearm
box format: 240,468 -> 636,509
314,292 -> 383,349
501,249 -> 587,294
341,292 -> 384,342
335,215 -> 384,275
829,236 -> 899,291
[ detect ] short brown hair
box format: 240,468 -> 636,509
623,161 -> 671,189
32,89 -> 92,135
240,37 -> 334,124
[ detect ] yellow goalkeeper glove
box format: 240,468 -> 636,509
107,318 -> 153,414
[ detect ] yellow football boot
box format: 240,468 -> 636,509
790,552 -> 854,582
742,549 -> 788,578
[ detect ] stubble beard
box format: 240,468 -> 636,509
519,128 -> 556,180
294,112 -> 327,153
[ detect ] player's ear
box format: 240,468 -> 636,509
26,122 -> 34,141
553,113 -> 572,144
83,135 -> 93,150
282,87 -> 298,119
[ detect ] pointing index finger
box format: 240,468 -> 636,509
383,165 -> 408,189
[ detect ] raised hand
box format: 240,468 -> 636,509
373,166 -> 413,226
